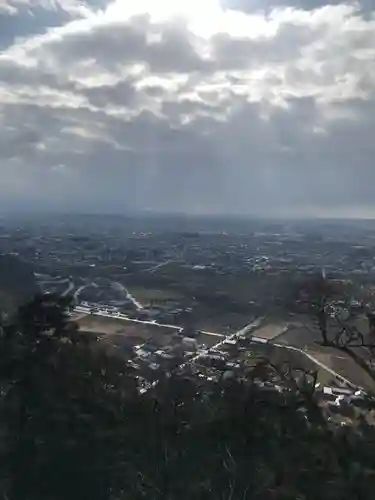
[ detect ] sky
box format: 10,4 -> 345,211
0,0 -> 375,218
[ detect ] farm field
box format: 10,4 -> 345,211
251,323 -> 289,340
127,285 -> 183,305
77,314 -> 177,347
305,346 -> 375,391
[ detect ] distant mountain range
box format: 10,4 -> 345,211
0,254 -> 39,316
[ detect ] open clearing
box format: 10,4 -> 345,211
274,324 -> 323,348
197,332 -> 225,348
245,343 -> 335,386
126,286 -> 182,304
77,314 -> 177,347
76,313 -> 224,350
305,346 -> 375,391
195,312 -> 255,335
251,323 -> 288,340
70,311 -> 88,321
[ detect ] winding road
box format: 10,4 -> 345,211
270,341 -> 360,389
112,281 -> 144,310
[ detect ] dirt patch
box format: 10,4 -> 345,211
252,323 -> 288,340
274,325 -> 322,348
127,286 -> 182,305
77,315 -> 176,347
195,313 -> 255,335
305,346 -> 375,391
70,312 -> 88,321
245,343 -> 334,385
196,332 -> 225,348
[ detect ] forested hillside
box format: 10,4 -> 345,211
1,294 -> 375,500
0,254 -> 38,315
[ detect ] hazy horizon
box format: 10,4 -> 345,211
4,207 -> 375,225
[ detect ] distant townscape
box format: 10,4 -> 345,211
2,213 -> 375,421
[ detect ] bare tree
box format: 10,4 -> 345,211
298,274 -> 375,388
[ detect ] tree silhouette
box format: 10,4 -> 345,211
298,274 -> 375,387
0,293 -> 137,500
1,294 -> 375,499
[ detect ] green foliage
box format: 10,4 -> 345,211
1,295 -> 375,500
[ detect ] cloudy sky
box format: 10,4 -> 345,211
0,0 -> 375,217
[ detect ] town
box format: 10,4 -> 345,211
1,212 -> 375,422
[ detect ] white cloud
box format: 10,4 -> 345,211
0,0 -> 375,216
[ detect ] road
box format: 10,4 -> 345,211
144,260 -> 173,273
74,283 -> 98,301
235,318 -> 264,338
247,323 -> 360,389
38,278 -> 69,285
72,305 -> 362,390
186,317 -> 361,390
38,277 -> 75,297
74,285 -> 86,301
271,341 -> 360,389
185,317 -> 264,365
34,273 -> 52,280
74,305 -> 183,331
61,280 -> 75,297
199,330 -> 224,338
112,281 -> 144,310
74,304 -> 225,339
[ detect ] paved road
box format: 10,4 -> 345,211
74,305 -> 226,341
38,277 -> 74,297
74,284 -> 89,301
73,305 -> 362,390
62,280 -> 75,297
112,281 -> 144,310
74,306 -> 183,331
271,341 -> 360,389
190,318 -> 361,390
73,282 -> 99,301
187,317 -> 264,365
34,273 -> 52,280
144,260 -> 173,273
39,278 -> 70,285
235,318 -> 264,337
200,330 -> 224,338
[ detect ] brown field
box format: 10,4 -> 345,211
70,312 -> 89,321
195,313 -> 255,335
274,324 -> 323,348
305,346 -> 375,391
245,343 -> 336,386
252,323 -> 289,340
196,332 -> 225,348
250,339 -> 375,389
76,314 -> 225,350
127,286 -> 182,305
77,315 -> 177,347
